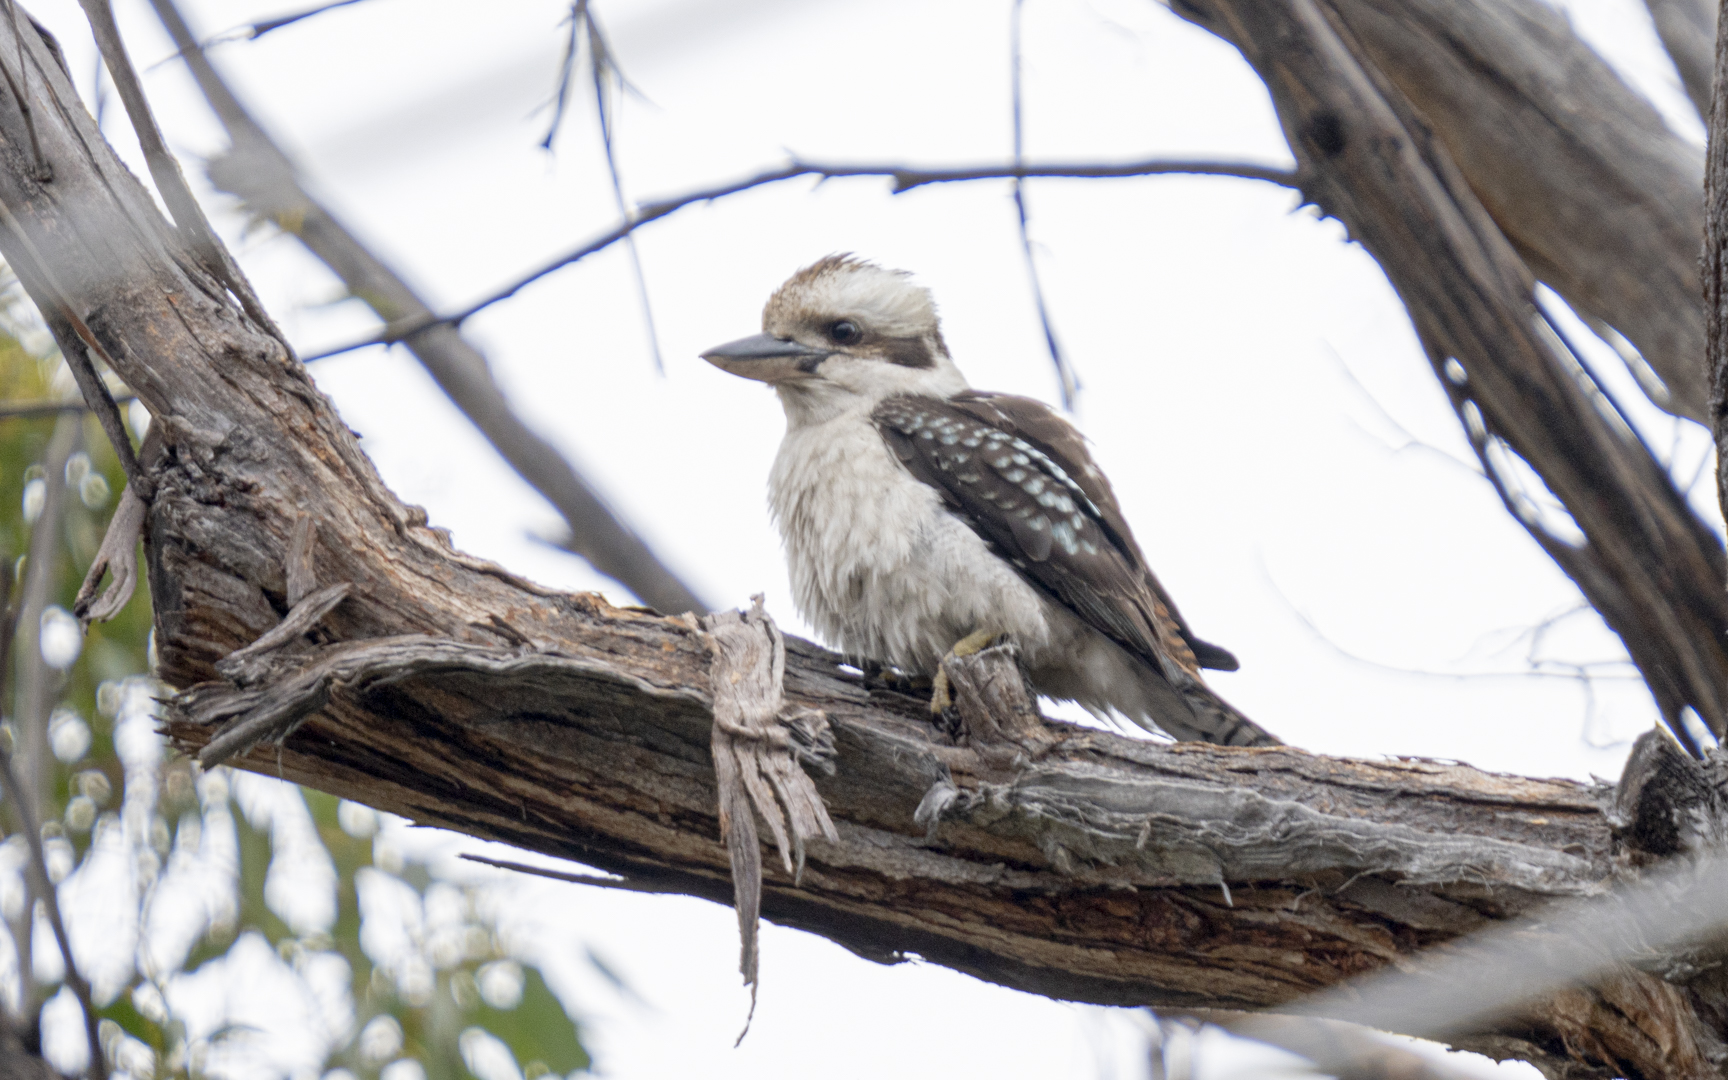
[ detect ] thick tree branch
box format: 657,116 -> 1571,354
1327,0 -> 1709,424
1173,0 -> 1728,753
1708,0 -> 1728,526
1644,0 -> 1718,123
146,0 -> 708,617
0,4 -> 1717,1077
76,0 -> 282,347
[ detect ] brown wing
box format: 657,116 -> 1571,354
945,390 -> 1239,671
873,393 -> 1209,680
873,392 -> 1274,747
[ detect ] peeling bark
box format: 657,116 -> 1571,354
0,3 -> 1721,1078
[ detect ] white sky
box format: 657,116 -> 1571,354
18,0 -> 1721,1076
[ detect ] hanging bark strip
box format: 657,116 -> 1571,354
699,598 -> 837,1031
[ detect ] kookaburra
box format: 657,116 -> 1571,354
702,256 -> 1276,747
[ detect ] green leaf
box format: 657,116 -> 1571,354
97,993 -> 164,1056
476,967 -> 588,1075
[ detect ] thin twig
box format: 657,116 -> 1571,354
0,750 -> 105,1078
0,399 -> 96,420
460,853 -> 703,896
540,0 -> 586,150
151,0 -> 707,615
241,0 -> 368,39
1009,0 -> 1078,408
299,156 -> 1296,362
0,419 -> 106,1079
582,6 -> 664,374
141,0 -> 372,70
0,199 -> 151,498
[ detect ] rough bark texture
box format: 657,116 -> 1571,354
0,3 -> 1721,1079
1175,0 -> 1728,754
1324,0 -> 1710,423
1710,0 -> 1728,526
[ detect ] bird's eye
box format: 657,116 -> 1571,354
829,320 -> 862,344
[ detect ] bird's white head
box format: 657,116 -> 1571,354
702,255 -> 969,425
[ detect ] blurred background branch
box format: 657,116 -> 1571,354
148,0 -> 708,616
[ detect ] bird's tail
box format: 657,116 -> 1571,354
1170,682 -> 1280,747
1140,663 -> 1280,747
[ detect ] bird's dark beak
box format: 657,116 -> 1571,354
702,333 -> 831,382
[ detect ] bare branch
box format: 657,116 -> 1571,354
1008,0 -> 1078,408
1176,0 -> 1728,751
76,0 -> 283,346
1313,0 -> 1711,424
1643,0 -> 1717,122
1,417 -> 105,1078
299,156 -> 1297,363
1181,1011 -> 1488,1080
1707,0 -> 1728,531
146,0 -> 708,616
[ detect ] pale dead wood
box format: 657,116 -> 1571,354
285,514 -> 317,606
1708,0 -> 1728,526
75,0 -> 281,346
699,597 -> 837,1028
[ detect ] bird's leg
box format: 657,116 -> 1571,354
930,629 -> 1002,715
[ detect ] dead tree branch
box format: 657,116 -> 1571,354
1173,0 -> 1728,753
1707,0 -> 1728,530
1644,0 -> 1717,124
1301,0 -> 1711,425
0,3 -> 1721,1076
146,0 -> 708,617
297,157 -> 1297,363
76,0 -> 280,345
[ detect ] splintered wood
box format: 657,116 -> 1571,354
699,597 -> 837,1029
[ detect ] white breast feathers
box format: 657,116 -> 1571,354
768,408 -> 1052,673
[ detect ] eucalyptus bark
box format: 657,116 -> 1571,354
0,3 -> 1720,1079
1317,0 -> 1710,423
1174,0 -> 1728,755
1710,0 -> 1728,523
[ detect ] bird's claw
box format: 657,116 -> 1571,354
929,629 -> 1002,717
862,659 -> 924,694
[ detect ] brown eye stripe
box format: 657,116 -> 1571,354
875,334 -> 935,369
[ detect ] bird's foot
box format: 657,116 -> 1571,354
861,659 -> 926,695
930,629 -> 1003,716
